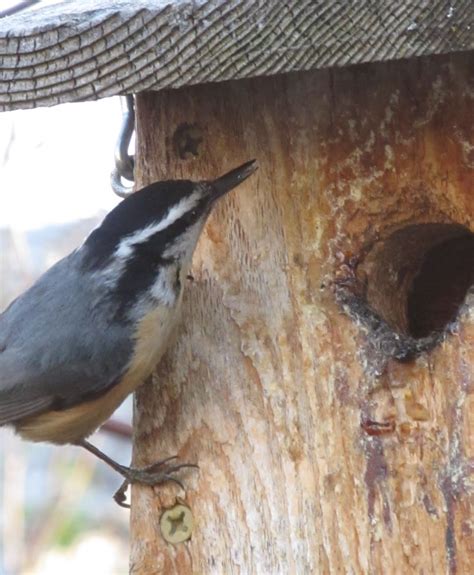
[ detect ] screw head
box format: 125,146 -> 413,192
160,504 -> 194,544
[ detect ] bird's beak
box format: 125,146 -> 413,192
209,160 -> 258,201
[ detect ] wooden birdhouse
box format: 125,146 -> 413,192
1,1 -> 472,573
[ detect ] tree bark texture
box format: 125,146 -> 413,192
1,0 -> 473,111
130,52 -> 473,574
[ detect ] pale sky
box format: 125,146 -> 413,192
0,97 -> 123,230
0,93 -> 131,575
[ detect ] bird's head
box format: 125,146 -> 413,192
81,160 -> 257,316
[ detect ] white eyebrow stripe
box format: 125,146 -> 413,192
115,191 -> 200,260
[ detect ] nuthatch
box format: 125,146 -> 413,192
0,160 -> 257,506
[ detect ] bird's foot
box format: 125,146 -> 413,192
113,457 -> 198,508
77,439 -> 197,508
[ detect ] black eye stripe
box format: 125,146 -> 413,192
91,201 -> 205,320
146,204 -> 204,249
81,180 -> 198,271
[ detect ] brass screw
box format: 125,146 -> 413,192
160,504 -> 194,544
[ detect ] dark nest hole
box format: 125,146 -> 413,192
359,223 -> 474,340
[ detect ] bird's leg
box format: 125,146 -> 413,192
77,439 -> 198,508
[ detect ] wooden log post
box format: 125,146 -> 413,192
0,2 -> 472,573
130,52 -> 473,574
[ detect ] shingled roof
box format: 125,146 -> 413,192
1,0 -> 472,111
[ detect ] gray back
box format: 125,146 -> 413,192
0,250 -> 133,424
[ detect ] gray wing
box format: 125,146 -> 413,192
0,252 -> 133,425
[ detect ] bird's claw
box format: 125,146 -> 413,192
113,457 -> 199,508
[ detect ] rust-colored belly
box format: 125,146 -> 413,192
15,304 -> 179,444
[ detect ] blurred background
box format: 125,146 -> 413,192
0,95 -> 134,574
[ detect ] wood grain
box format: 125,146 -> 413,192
129,51 -> 473,574
0,0 -> 473,111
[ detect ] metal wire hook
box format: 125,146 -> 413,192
111,95 -> 135,198
0,0 -> 40,19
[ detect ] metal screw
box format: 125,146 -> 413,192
160,504 -> 194,544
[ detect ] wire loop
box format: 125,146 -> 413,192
111,95 -> 135,198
